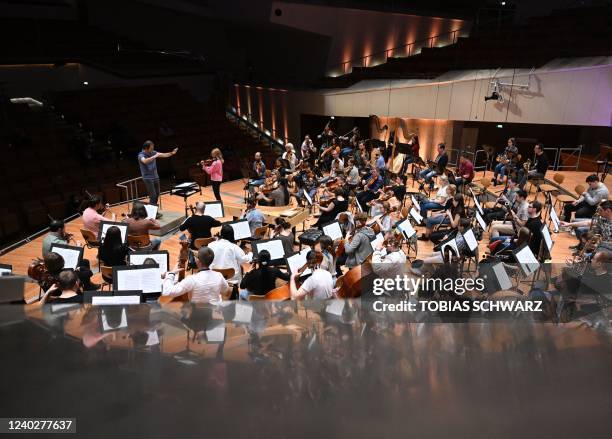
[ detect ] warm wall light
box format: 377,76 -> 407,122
83,81 -> 89,85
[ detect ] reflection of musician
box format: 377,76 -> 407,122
343,212 -> 376,268
518,143 -> 548,189
493,138 -> 518,186
419,143 -> 448,190
356,167 -> 384,207
179,202 -> 221,250
202,148 -> 224,201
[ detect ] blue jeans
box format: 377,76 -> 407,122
419,201 -> 443,219
151,238 -> 162,250
249,178 -> 265,187
494,163 -> 506,180
575,226 -> 589,242
419,169 -> 437,188
143,178 -> 161,205
425,215 -> 449,229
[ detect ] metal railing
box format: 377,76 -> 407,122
556,146 -> 583,171
226,108 -> 285,152
473,149 -> 490,175
328,26 -> 470,77
116,176 -> 163,210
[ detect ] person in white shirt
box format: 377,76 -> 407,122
419,175 -> 452,219
372,235 -> 407,277
162,246 -> 229,303
290,250 -> 334,300
208,225 -> 252,284
282,143 -> 298,171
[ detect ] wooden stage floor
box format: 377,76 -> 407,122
1,171 -> 609,302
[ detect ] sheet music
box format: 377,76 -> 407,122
92,295 -> 141,305
286,249 -> 312,275
143,204 -> 158,220
146,330 -> 160,346
175,181 -> 196,188
304,191 -> 313,205
370,233 -> 384,251
541,225 -> 554,251
50,245 -> 81,270
115,267 -> 162,294
322,222 -> 343,241
229,220 -> 252,240
411,195 -> 420,210
440,238 -> 460,259
476,212 -> 487,230
396,219 -> 416,239
492,263 -> 513,291
0,267 -> 11,276
255,239 -> 285,260
129,252 -> 168,272
100,223 -> 128,242
462,228 -> 479,252
549,208 -> 560,233
409,208 -> 423,224
206,323 -> 226,343
204,202 -> 224,218
515,245 -> 539,276
326,300 -> 345,316
101,308 -> 128,331
233,302 -> 253,323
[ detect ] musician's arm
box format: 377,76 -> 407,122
161,273 -> 190,297
560,219 -> 591,228
318,202 -> 335,212
156,148 -> 178,159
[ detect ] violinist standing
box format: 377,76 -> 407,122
202,147 -> 224,201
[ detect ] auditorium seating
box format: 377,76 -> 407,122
0,84 -> 269,247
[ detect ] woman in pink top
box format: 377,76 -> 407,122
202,148 -> 224,201
81,196 -> 116,239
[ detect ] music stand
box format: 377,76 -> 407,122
171,182 -> 201,217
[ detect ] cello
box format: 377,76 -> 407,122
158,239 -> 191,304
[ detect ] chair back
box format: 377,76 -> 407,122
553,173 -> 564,184
253,226 -> 268,240
100,265 -> 113,285
127,234 -> 151,249
401,206 -> 409,219
248,284 -> 291,301
212,267 -> 235,280
193,237 -> 215,249
575,185 -> 585,196
80,229 -> 99,247
480,177 -> 492,190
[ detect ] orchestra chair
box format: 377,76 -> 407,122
471,177 -> 492,203
100,266 -> 113,291
80,229 -> 100,249
248,284 -> 291,301
193,237 -> 215,249
535,173 -> 563,201
127,234 -> 152,249
253,226 -> 269,240
554,184 -> 583,213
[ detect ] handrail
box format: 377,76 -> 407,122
116,176 -> 163,211
327,26 -> 470,77
226,107 -> 285,152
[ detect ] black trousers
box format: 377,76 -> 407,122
211,181 -> 221,201
563,200 -> 597,221
356,190 -> 377,209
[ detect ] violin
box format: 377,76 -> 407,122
200,158 -> 215,167
28,259 -> 55,291
319,196 -> 336,208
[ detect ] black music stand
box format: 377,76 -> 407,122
171,182 -> 201,217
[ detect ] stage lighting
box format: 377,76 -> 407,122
83,81 -> 89,86
331,116 -> 335,120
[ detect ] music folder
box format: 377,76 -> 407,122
462,228 -> 479,253
285,249 -> 312,276
204,201 -> 225,218
113,264 -> 163,295
322,221 -> 344,241
84,290 -> 143,304
144,204 -> 158,220
252,238 -> 286,264
396,218 -> 417,239
49,243 -> 84,270
0,263 -> 13,276
128,250 -> 170,273
225,219 -> 252,240
514,243 -> 539,276
99,220 -> 128,243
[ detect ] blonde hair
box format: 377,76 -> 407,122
211,148 -> 224,163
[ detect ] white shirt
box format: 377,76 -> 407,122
372,249 -> 407,277
282,151 -> 298,170
434,184 -> 449,202
208,239 -> 252,283
162,269 -> 228,304
299,268 -> 334,299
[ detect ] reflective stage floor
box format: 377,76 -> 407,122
0,301 -> 610,439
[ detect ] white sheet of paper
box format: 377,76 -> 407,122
233,302 -> 253,323
204,202 -> 224,218
370,233 -> 384,251
206,323 -> 226,343
492,263 -> 513,291
115,267 -> 162,294
146,330 -> 160,346
322,222 -> 343,241
92,295 -> 141,305
409,208 -> 423,224
144,204 -> 158,220
355,198 -> 363,212
101,223 -> 128,242
473,195 -> 484,215
101,308 -> 128,331
397,218 -> 416,238
304,191 -> 313,205
411,195 -> 420,210
476,212 -> 487,230
129,252 -> 168,273
463,228 -> 479,252
515,245 -> 539,275
0,268 -> 11,276
541,225 -> 554,251
549,208 -> 560,233
326,300 -> 345,316
50,245 -> 81,270
255,239 -> 285,260
230,220 -> 252,240
440,238 -> 460,259
175,181 -> 196,188
286,249 -> 312,276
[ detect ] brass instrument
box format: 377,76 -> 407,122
523,158 -> 532,171
566,232 -> 603,275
